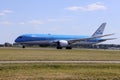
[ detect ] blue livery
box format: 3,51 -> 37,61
15,23 -> 115,49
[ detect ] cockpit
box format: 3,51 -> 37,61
15,36 -> 24,42
18,36 -> 23,39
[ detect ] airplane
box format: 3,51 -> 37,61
15,23 -> 115,49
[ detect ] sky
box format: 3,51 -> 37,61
0,0 -> 120,44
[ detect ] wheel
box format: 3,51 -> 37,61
56,46 -> 62,49
66,46 -> 72,49
22,45 -> 25,48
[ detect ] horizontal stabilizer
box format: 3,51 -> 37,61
92,33 -> 115,38
102,38 -> 117,41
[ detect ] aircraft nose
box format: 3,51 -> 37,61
15,36 -> 24,43
15,36 -> 22,42
15,38 -> 19,42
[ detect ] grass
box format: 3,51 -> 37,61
0,48 -> 120,80
0,48 -> 119,61
0,63 -> 119,80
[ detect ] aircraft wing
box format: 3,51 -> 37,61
68,33 -> 114,43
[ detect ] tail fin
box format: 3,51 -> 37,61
91,23 -> 106,37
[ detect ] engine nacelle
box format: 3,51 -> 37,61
58,40 -> 69,47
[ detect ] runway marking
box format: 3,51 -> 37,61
0,61 -> 120,64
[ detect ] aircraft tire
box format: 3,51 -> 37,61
56,46 -> 62,49
66,47 -> 72,49
22,45 -> 25,48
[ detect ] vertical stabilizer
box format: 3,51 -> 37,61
92,23 -> 106,37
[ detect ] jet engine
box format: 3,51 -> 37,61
58,40 -> 69,47
56,40 -> 72,49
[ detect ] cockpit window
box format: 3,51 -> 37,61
18,36 -> 23,38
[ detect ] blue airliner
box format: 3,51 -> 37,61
15,23 -> 115,49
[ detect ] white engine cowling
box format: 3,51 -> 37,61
59,40 -> 69,47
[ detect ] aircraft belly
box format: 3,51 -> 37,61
18,40 -> 51,45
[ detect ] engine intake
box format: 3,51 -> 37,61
58,40 -> 69,47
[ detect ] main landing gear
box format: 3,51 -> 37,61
56,46 -> 72,49
66,46 -> 72,49
56,46 -> 63,49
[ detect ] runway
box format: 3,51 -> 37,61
0,61 -> 120,64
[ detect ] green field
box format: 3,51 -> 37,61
0,48 -> 120,61
0,63 -> 120,80
0,48 -> 120,80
